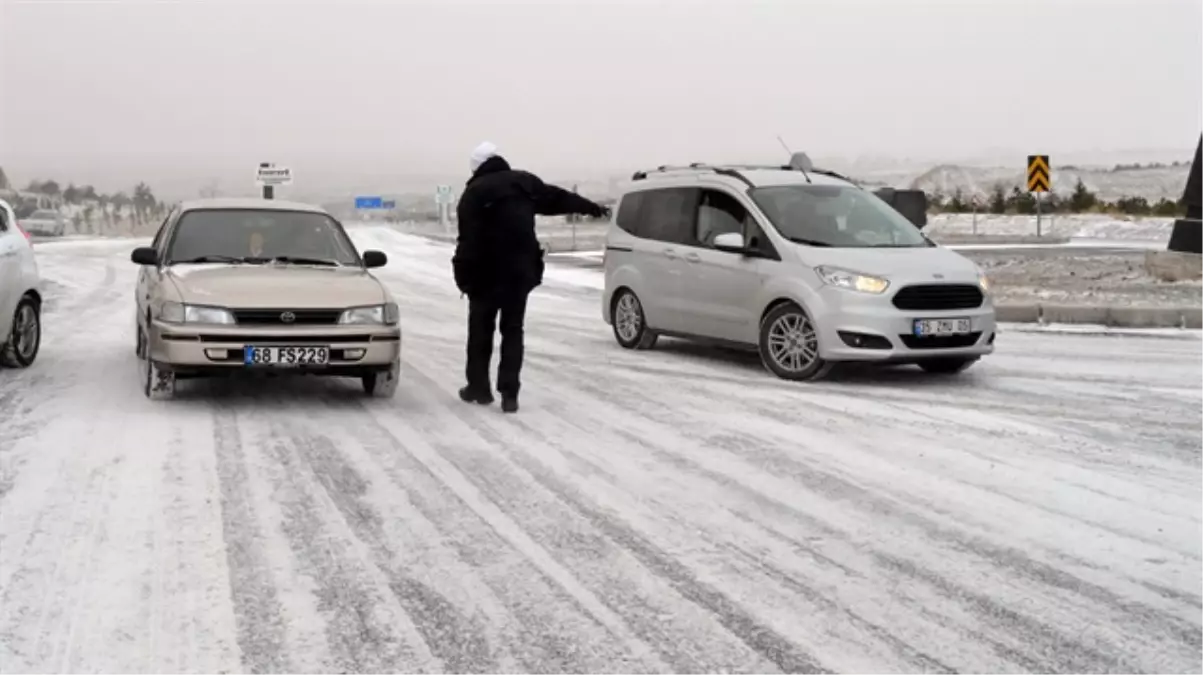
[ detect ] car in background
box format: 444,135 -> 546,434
130,197 -> 402,399
602,153 -> 995,381
19,209 -> 69,237
0,198 -> 43,368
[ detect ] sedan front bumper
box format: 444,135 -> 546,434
146,320 -> 401,373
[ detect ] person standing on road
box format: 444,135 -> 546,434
452,141 -> 610,413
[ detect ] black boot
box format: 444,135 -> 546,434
459,386 -> 494,405
500,395 -> 519,413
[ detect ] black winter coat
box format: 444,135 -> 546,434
452,155 -> 604,296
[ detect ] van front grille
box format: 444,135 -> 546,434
891,284 -> 984,311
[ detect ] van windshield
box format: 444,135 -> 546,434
749,185 -> 931,248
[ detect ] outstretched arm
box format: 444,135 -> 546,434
525,173 -> 606,217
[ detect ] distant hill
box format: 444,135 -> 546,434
902,163 -> 1190,202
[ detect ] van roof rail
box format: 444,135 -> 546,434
629,163 -> 755,188
629,160 -> 859,188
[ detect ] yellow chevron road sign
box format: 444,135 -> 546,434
1027,155 -> 1051,193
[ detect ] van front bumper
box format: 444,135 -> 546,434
811,290 -> 997,363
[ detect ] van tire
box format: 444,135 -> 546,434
758,302 -> 832,381
610,289 -> 657,350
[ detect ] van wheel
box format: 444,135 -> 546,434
611,289 -> 657,350
0,296 -> 41,368
918,357 -> 977,374
758,302 -> 832,381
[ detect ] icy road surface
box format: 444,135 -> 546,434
1,227 -> 1200,674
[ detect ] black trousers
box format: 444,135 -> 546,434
465,289 -> 530,397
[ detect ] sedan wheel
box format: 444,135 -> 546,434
141,325 -> 176,400
0,298 -> 41,368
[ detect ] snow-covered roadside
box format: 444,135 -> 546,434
925,213 -> 1177,243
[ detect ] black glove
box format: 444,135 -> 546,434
589,204 -> 612,219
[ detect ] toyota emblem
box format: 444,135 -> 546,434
280,311 -> 296,323
932,273 -> 945,279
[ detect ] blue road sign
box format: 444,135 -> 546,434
382,200 -> 396,209
355,196 -> 384,209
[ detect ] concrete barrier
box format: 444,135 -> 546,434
1040,304 -> 1111,325
995,303 -> 1203,328
993,305 -> 1041,323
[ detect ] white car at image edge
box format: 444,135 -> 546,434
601,154 -> 996,381
0,198 -> 43,368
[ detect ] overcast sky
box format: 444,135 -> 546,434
1,0 -> 1200,197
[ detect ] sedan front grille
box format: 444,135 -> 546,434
891,284 -> 984,311
232,309 -> 343,325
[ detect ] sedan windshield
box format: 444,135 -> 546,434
750,185 -> 930,248
30,210 -> 59,220
164,209 -> 361,265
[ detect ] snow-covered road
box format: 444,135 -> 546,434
1,226 -> 1200,673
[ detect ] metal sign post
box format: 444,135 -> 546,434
1027,155 -> 1051,237
436,185 -> 452,233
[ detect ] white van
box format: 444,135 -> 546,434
601,157 -> 995,381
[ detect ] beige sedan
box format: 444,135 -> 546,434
131,198 -> 401,399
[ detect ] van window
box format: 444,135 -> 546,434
615,192 -> 644,236
695,189 -> 748,246
751,184 -> 930,248
639,188 -> 698,245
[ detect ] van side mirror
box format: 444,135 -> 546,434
712,232 -> 746,253
362,250 -> 388,268
131,247 -> 159,265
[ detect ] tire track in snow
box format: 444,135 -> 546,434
393,364 -> 826,674
343,395 -> 677,673
270,422 -> 488,673
210,404 -> 291,673
253,425 -> 427,673
533,356 -> 1198,670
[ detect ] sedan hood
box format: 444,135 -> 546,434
166,264 -> 386,308
792,244 -> 981,281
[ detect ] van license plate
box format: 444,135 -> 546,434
913,318 -> 971,337
244,346 -> 330,366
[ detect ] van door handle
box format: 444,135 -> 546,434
663,248 -> 678,259
684,252 -> 700,263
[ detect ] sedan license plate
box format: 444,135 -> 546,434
913,317 -> 971,337
243,346 -> 330,366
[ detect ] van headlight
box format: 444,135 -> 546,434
159,302 -> 234,324
816,266 -> 890,294
339,303 -> 399,326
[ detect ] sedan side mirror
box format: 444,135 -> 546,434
712,232 -> 746,254
362,250 -> 388,268
131,247 -> 159,265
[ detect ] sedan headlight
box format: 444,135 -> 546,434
159,302 -> 234,324
339,303 -> 399,326
815,266 -> 890,294
977,272 -> 991,294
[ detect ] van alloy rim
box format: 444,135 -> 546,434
767,312 -> 818,372
13,305 -> 38,360
615,294 -> 642,341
